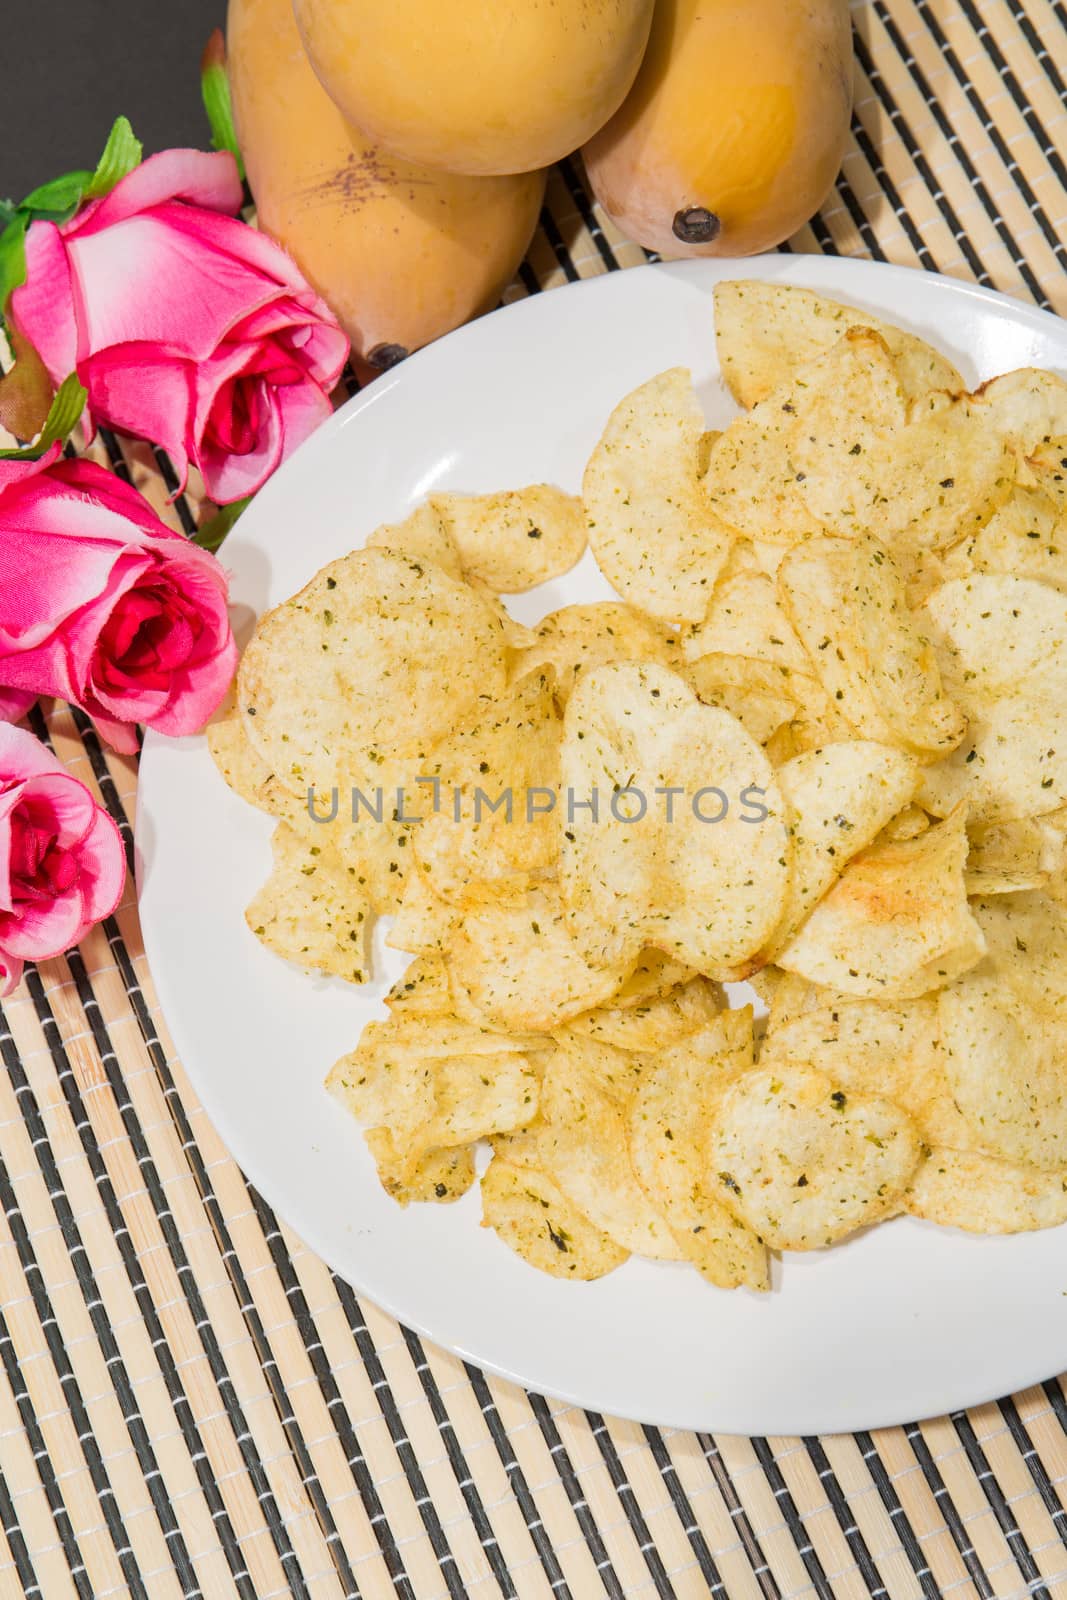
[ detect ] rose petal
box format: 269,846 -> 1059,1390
67,149 -> 243,236
8,223 -> 79,385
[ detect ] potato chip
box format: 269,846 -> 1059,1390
501,1047 -> 682,1258
709,1063 -> 922,1250
963,483 -> 1067,595
548,1028 -> 648,1103
430,484 -> 587,594
971,891 -> 1067,1021
920,575 -> 1067,823
584,368 -> 734,622
567,975 -> 722,1052
714,281 -> 964,409
966,819 -> 1052,896
384,954 -> 453,1017
517,602 -> 684,704
683,568 -> 809,675
245,822 -> 371,982
777,805 -> 985,999
480,1158 -> 629,1279
560,662 -> 790,978
938,972 -> 1067,1170
628,1010 -> 767,1288
684,665 -> 799,747
366,501 -> 465,581
767,741 -> 918,956
239,549 -> 509,792
905,1149 -> 1067,1233
364,1129 -> 475,1205
976,368 -> 1067,471
207,688 -> 293,816
789,331 -> 1010,551
609,950 -> 696,1007
703,376 -> 819,545
387,868 -> 459,956
413,669 -> 561,908
449,884 -> 633,1032
779,535 -> 965,758
761,997 -> 971,1148
878,804 -> 930,842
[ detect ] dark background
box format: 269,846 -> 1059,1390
6,0 -> 225,198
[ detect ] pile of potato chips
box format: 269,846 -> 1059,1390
210,281 -> 1067,1289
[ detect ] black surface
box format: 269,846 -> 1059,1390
4,0 -> 225,199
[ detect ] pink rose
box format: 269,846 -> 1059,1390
0,722 -> 125,994
0,448 -> 237,753
9,149 -> 349,503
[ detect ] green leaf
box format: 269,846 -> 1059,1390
84,116 -> 143,201
0,372 -> 87,460
20,169 -> 92,223
194,495 -> 252,553
0,200 -> 16,230
0,213 -> 28,318
200,28 -> 246,181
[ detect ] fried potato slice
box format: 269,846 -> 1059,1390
683,568 -> 809,675
713,281 -> 964,409
584,368 -> 734,622
500,1047 -> 682,1259
962,484 -> 1067,596
431,485 -> 587,594
450,884 -> 634,1032
413,669 -> 561,908
976,368 -> 1067,507
971,891 -> 1067,1027
966,819 -> 1053,896
364,1129 -> 475,1205
567,975 -> 722,1052
703,375 -> 819,544
239,549 -> 508,793
685,666 -> 800,747
480,1158 -> 629,1279
517,602 -> 684,704
366,501 -> 465,581
383,954 -> 453,1017
709,1063 -> 922,1250
245,821 -> 371,982
777,805 -> 985,999
560,663 -> 790,979
629,1010 -> 768,1289
761,997 -> 972,1148
610,950 -> 696,1006
207,686 -> 296,816
779,535 -> 965,759
767,741 -> 918,957
904,1149 -> 1067,1233
789,331 -> 1010,551
938,972 -> 1067,1170
920,574 -> 1067,823
387,868 -> 459,956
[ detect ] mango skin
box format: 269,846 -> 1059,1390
583,0 -> 853,258
228,0 -> 545,365
292,0 -> 656,177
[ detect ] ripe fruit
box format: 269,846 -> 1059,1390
228,0 -> 545,366
291,0 -> 656,177
583,0 -> 853,258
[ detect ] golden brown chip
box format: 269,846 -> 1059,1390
767,741 -> 918,957
364,1129 -> 475,1205
384,955 -> 454,1017
480,1158 -> 629,1279
517,602 -> 684,705
713,281 -> 964,409
789,331 -> 1010,551
431,484 -> 587,594
709,1063 -> 923,1250
239,548 -> 509,793
567,976 -> 722,1052
628,1010 -> 768,1289
779,534 -> 965,759
560,662 -> 790,979
449,884 -> 634,1032
920,574 -> 1067,823
245,822 -> 371,983
777,805 -> 985,999
387,868 -> 459,956
904,1149 -> 1067,1233
584,368 -> 734,622
413,669 -> 561,908
366,501 -> 465,580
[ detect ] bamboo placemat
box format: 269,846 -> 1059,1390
2,1 -> 1067,1596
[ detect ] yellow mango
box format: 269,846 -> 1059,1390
583,0 -> 853,257
292,0 -> 656,177
227,0 -> 545,367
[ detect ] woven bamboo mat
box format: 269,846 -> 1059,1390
2,1 -> 1067,1596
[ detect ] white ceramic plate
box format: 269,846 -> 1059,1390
138,256 -> 1067,1435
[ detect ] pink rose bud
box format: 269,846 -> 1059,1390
9,149 -> 349,503
0,723 -> 126,993
0,449 -> 237,753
